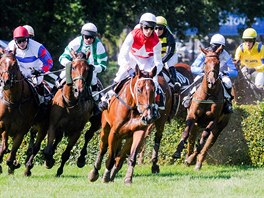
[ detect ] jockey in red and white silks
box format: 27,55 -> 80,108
114,27 -> 163,86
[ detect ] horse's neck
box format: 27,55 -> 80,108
62,84 -> 76,100
200,77 -> 222,97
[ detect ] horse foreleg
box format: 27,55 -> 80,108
124,130 -> 145,185
25,127 -> 37,163
25,128 -> 46,177
77,114 -> 101,168
185,127 -> 198,166
151,123 -> 165,174
56,132 -> 81,177
110,138 -> 132,182
0,131 -> 8,174
172,118 -> 195,159
7,133 -> 25,174
89,125 -> 110,182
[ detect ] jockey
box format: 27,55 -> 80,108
6,26 -> 53,105
234,28 -> 264,89
183,33 -> 238,113
23,25 -> 35,38
57,22 -> 108,115
99,12 -> 164,117
154,16 -> 180,91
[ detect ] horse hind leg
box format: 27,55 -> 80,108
24,127 -> 47,177
7,133 -> 25,174
124,130 -> 145,185
77,114 -> 101,168
56,132 -> 81,177
89,125 -> 110,182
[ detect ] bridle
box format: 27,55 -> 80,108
130,77 -> 155,115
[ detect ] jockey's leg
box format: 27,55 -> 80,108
222,76 -> 233,114
168,66 -> 181,93
182,74 -> 203,108
98,67 -> 128,111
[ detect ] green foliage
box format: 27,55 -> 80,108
3,104 -> 263,169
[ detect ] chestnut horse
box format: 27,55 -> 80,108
43,51 -> 94,176
107,71 -> 173,182
89,65 -> 160,184
172,46 -> 231,170
0,50 -> 49,176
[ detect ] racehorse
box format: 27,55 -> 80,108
0,50 -> 49,176
43,50 -> 94,176
172,46 -> 231,170
88,65 -> 159,184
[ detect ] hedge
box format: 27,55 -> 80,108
3,103 -> 264,169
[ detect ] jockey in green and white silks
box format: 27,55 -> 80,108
59,23 -> 108,88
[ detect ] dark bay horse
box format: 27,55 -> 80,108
43,51 -> 94,176
172,46 -> 231,170
0,50 -> 49,176
89,65 -> 159,184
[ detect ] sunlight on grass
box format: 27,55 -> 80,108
0,164 -> 263,197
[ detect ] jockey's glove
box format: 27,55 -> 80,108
31,69 -> 43,77
127,68 -> 135,77
94,65 -> 102,73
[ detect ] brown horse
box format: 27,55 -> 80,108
89,65 -> 160,184
0,50 -> 49,176
172,46 -> 231,170
43,51 -> 94,176
233,66 -> 264,104
107,71 -> 173,181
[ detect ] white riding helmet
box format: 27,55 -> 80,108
210,34 -> 225,46
23,25 -> 34,37
139,12 -> 156,27
81,23 -> 97,37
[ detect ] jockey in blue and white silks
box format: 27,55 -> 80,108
6,26 -> 53,85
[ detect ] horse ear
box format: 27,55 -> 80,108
200,47 -> 208,55
135,65 -> 140,75
215,45 -> 223,55
86,49 -> 91,60
150,66 -> 157,78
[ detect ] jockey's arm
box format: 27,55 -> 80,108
224,56 -> 238,79
38,45 -> 53,73
191,53 -> 205,75
118,32 -> 134,71
153,42 -> 163,74
93,41 -> 108,73
162,34 -> 175,63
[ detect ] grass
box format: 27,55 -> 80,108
0,164 -> 263,197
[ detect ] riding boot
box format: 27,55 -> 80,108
223,88 -> 233,114
156,88 -> 165,110
169,67 -> 181,93
98,81 -> 116,111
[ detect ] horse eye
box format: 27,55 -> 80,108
137,87 -> 142,93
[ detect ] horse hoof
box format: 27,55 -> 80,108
56,168 -> 63,177
194,162 -> 202,170
102,170 -> 111,183
24,170 -> 32,177
8,168 -> 14,175
151,164 -> 160,174
184,160 -> 191,167
172,152 -> 181,159
88,169 -> 99,182
45,159 -> 55,169
77,157 -> 86,168
124,177 -> 132,185
0,166 -> 2,174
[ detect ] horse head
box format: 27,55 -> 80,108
201,45 -> 222,89
0,50 -> 21,90
131,65 -> 157,125
67,49 -> 93,97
